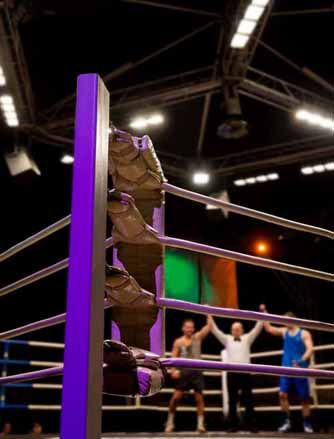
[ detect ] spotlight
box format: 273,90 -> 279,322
217,86 -> 248,139
255,241 -> 269,256
301,161 -> 334,175
193,171 -> 210,186
60,153 -> 74,165
230,0 -> 270,49
234,172 -> 279,187
0,94 -> 19,127
295,108 -> 334,132
129,113 -> 164,130
129,117 -> 147,130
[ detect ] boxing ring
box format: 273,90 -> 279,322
0,74 -> 333,438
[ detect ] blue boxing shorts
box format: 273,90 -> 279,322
279,376 -> 310,401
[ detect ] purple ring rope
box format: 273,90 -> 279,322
0,300 -> 112,341
0,366 -> 63,385
157,298 -> 334,333
0,236 -> 114,298
161,358 -> 334,379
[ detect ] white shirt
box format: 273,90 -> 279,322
211,320 -> 263,364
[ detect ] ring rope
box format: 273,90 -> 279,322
161,236 -> 334,282
0,215 -> 71,263
157,298 -> 334,333
1,181 -> 332,265
0,366 -> 63,385
1,358 -> 334,387
162,183 -> 334,240
0,236 -> 114,298
161,358 -> 334,379
0,299 -> 112,341
1,232 -> 331,300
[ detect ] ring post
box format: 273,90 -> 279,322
60,74 -> 109,439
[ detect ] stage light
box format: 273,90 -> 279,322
60,154 -> 74,165
234,172 -> 279,187
130,117 -> 147,130
0,95 -> 13,105
325,162 -> 334,171
267,173 -> 279,180
245,5 -> 265,20
237,19 -> 257,35
230,1 -> 270,50
255,241 -> 269,256
313,164 -> 325,173
246,177 -> 256,184
0,94 -> 19,127
301,161 -> 334,175
148,113 -> 164,125
234,179 -> 246,186
252,0 -> 270,6
130,113 -> 164,130
301,167 -> 313,175
193,171 -> 210,185
295,108 -> 334,132
217,86 -> 248,139
231,33 -> 250,49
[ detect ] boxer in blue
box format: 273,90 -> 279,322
261,305 -> 314,433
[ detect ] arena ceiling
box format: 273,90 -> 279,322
0,0 -> 333,181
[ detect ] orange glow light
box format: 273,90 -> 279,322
255,241 -> 269,255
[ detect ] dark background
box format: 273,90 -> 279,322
0,0 -> 333,434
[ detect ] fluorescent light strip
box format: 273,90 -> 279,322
234,172 -> 279,187
130,113 -> 164,130
301,162 -> 334,176
295,109 -> 334,132
0,94 -> 19,127
231,1 -> 269,49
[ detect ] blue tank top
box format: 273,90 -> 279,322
282,329 -> 307,367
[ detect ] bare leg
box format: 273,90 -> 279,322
278,392 -> 292,432
302,400 -> 311,418
165,390 -> 183,432
194,391 -> 205,416
279,392 -> 290,413
194,392 -> 205,432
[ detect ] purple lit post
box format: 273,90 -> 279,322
61,74 -> 109,439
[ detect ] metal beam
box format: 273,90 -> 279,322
121,0 -> 221,18
272,8 -> 334,17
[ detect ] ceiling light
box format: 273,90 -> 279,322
129,117 -> 148,130
325,162 -> 334,171
301,167 -> 313,175
1,103 -> 15,112
234,179 -> 246,186
256,175 -> 268,183
295,108 -> 334,132
245,5 -> 265,20
7,119 -> 19,127
147,113 -> 164,125
252,0 -> 270,6
313,164 -> 325,173
0,75 -> 6,86
246,177 -> 256,184
61,154 -> 74,165
193,171 -> 210,185
267,173 -> 279,180
237,19 -> 257,35
0,95 -> 13,105
231,33 -> 250,49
